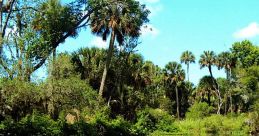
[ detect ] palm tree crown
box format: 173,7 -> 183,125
199,51 -> 216,77
180,51 -> 195,65
216,52 -> 236,80
199,51 -> 216,69
180,50 -> 195,82
89,0 -> 150,44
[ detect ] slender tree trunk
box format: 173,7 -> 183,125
52,48 -> 57,78
175,85 -> 180,119
208,89 -> 211,106
230,93 -> 233,114
187,63 -> 189,82
208,65 -> 213,78
224,94 -> 227,115
99,29 -> 115,97
208,65 -> 222,114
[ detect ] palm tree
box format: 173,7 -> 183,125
216,52 -> 237,114
216,52 -> 236,80
196,76 -> 216,106
88,0 -> 150,97
164,62 -> 185,119
199,51 -> 222,114
199,51 -> 216,78
180,51 -> 195,82
71,47 -> 105,89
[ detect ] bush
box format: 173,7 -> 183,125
131,108 -> 177,135
248,100 -> 259,133
41,77 -> 99,118
0,79 -> 42,120
186,102 -> 213,119
0,112 -> 61,135
93,113 -> 131,136
175,114 -> 250,135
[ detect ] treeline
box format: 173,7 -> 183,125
0,39 -> 258,135
0,0 -> 259,135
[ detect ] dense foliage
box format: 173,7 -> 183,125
0,0 -> 258,135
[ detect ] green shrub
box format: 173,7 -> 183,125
0,112 -> 61,135
0,79 -> 42,119
41,77 -> 99,118
62,120 -> 94,136
84,107 -> 132,136
131,108 -> 178,135
148,108 -> 177,132
186,102 -> 213,119
175,114 -> 250,135
149,130 -> 177,136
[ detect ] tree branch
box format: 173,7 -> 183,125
2,0 -> 16,38
32,10 -> 93,72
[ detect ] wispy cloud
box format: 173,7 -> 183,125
90,37 -> 107,48
233,22 -> 259,39
141,24 -> 159,37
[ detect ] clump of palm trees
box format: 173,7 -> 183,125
88,0 -> 150,97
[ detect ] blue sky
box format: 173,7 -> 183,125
41,0 -> 259,84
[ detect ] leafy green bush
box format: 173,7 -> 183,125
0,79 -> 42,119
175,114 -> 250,135
62,119 -> 94,136
92,113 -> 131,136
131,108 -> 177,135
203,114 -> 249,135
41,77 -> 99,118
186,102 -> 213,119
0,112 -> 61,135
248,100 -> 259,133
148,108 -> 177,132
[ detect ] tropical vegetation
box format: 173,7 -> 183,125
0,0 -> 258,135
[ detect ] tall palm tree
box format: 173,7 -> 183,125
88,0 -> 150,97
164,62 -> 185,119
216,52 -> 237,114
199,51 -> 222,114
180,51 -> 195,82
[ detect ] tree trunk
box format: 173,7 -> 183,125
187,63 -> 189,82
216,89 -> 222,114
208,89 -> 211,106
230,93 -> 233,114
224,94 -> 228,115
99,29 -> 115,97
175,85 -> 180,119
208,65 -> 213,78
52,48 -> 57,79
208,65 -> 222,114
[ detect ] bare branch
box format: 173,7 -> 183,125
2,0 -> 16,38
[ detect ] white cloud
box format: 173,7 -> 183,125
141,24 -> 159,37
90,37 -> 108,48
233,22 -> 259,39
